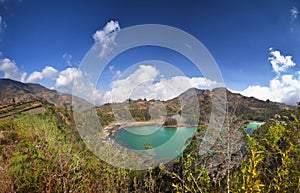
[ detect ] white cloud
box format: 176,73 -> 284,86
0,56 -> 102,104
240,48 -> 300,105
62,53 -> 73,66
26,66 -> 58,83
268,48 -> 295,75
146,76 -> 220,101
55,68 -> 83,90
291,6 -> 298,20
109,65 -> 114,73
104,65 -> 159,102
241,75 -> 300,105
26,71 -> 42,83
0,58 -> 26,82
93,20 -> 120,58
54,67 -> 102,103
290,6 -> 298,31
42,66 -> 58,79
103,65 -> 220,103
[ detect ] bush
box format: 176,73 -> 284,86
163,118 -> 177,127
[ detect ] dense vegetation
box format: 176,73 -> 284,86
0,102 -> 299,192
163,118 -> 178,127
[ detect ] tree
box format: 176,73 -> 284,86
163,118 -> 177,127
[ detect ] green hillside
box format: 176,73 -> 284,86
0,79 -> 299,192
0,101 -> 299,192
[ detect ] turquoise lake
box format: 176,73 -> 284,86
245,122 -> 264,135
113,122 -> 263,159
114,126 -> 197,159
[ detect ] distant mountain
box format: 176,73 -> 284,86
0,78 -> 293,184
0,78 -> 72,107
97,87 -> 292,126
167,87 -> 291,123
0,78 -> 291,123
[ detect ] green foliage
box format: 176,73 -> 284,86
144,143 -> 153,150
1,102 -> 300,192
233,137 -> 265,193
97,109 -> 116,127
163,117 -> 178,127
9,140 -> 46,192
231,110 -> 300,193
169,154 -> 212,193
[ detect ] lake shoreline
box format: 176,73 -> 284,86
104,121 -> 197,136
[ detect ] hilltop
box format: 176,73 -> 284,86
0,78 -> 72,107
0,78 -> 292,125
97,87 -> 292,128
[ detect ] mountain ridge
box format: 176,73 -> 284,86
0,78 -> 72,107
0,78 -> 292,123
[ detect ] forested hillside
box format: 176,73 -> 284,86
0,79 -> 299,192
0,101 -> 299,192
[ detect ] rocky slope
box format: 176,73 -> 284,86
97,87 -> 291,127
0,78 -> 72,107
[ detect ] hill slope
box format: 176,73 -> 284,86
97,87 -> 291,127
0,78 -> 291,124
0,78 -> 72,107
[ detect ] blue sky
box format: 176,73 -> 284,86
0,0 -> 300,105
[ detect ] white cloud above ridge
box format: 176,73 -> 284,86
53,67 -> 102,103
103,65 -> 221,103
26,66 -> 58,83
241,48 -> 300,105
0,21 -> 121,104
0,20 -> 223,105
55,67 -> 83,90
0,58 -> 26,82
23,65 -> 103,104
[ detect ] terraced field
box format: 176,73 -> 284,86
0,100 -> 45,120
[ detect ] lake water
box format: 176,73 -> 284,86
113,122 -> 263,159
114,126 -> 197,159
245,122 -> 264,135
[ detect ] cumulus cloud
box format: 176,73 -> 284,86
0,56 -> 102,104
53,67 -> 102,103
240,48 -> 300,105
268,48 -> 295,75
0,58 -> 26,82
26,66 -> 58,83
104,65 -> 159,102
0,63 -> 103,104
241,75 -> 300,105
103,65 -> 220,103
142,76 -> 220,101
93,20 -> 120,58
55,68 -> 83,91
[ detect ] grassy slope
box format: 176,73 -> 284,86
0,103 -> 299,192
